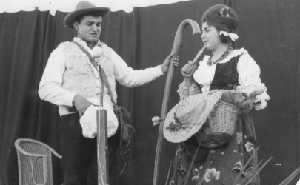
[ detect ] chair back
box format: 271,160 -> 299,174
15,138 -> 61,185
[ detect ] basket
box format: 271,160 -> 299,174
208,100 -> 240,135
15,138 -> 62,185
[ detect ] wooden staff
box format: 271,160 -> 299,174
152,19 -> 202,185
278,166 -> 300,185
97,66 -> 109,185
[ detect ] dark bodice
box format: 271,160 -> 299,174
210,55 -> 241,90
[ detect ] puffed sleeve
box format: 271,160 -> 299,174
236,51 -> 270,110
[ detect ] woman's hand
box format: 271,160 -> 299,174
181,60 -> 197,77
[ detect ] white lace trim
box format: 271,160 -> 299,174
192,48 -> 247,87
218,47 -> 247,64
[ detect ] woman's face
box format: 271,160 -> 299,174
201,22 -> 221,51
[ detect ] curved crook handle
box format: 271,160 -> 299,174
152,19 -> 201,185
170,19 -> 201,57
162,19 -> 201,116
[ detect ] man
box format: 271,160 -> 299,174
38,1 -> 172,185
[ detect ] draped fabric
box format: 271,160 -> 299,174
0,0 -> 193,14
234,1 -> 300,184
0,0 -> 300,185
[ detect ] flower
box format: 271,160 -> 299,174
254,92 -> 270,110
151,116 -> 161,126
219,31 -> 239,41
232,161 -> 242,173
203,168 -> 220,182
73,37 -> 105,59
244,141 -> 255,152
91,46 -> 103,58
192,168 -> 200,181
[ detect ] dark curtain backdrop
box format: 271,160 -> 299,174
233,0 -> 300,184
1,0 -> 300,185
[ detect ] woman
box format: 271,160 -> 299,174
164,4 -> 270,185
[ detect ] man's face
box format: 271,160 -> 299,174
74,15 -> 102,43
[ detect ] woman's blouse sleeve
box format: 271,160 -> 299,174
236,52 -> 270,110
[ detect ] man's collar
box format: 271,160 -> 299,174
73,37 -> 102,49
73,37 -> 104,57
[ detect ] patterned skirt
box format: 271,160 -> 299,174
165,113 -> 260,185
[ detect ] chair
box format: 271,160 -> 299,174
15,138 -> 62,185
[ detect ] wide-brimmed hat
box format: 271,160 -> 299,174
64,1 -> 110,28
163,91 -> 222,143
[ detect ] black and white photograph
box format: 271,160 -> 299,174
0,0 -> 299,185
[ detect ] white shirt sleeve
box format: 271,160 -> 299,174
38,45 -> 75,107
107,47 -> 163,87
236,52 -> 270,110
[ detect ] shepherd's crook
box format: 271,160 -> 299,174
152,19 -> 201,185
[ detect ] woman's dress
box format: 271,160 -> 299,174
165,48 -> 269,185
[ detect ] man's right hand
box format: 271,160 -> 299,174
72,94 -> 92,115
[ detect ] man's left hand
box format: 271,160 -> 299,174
161,55 -> 179,74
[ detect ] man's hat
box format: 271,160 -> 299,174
64,1 -> 110,28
